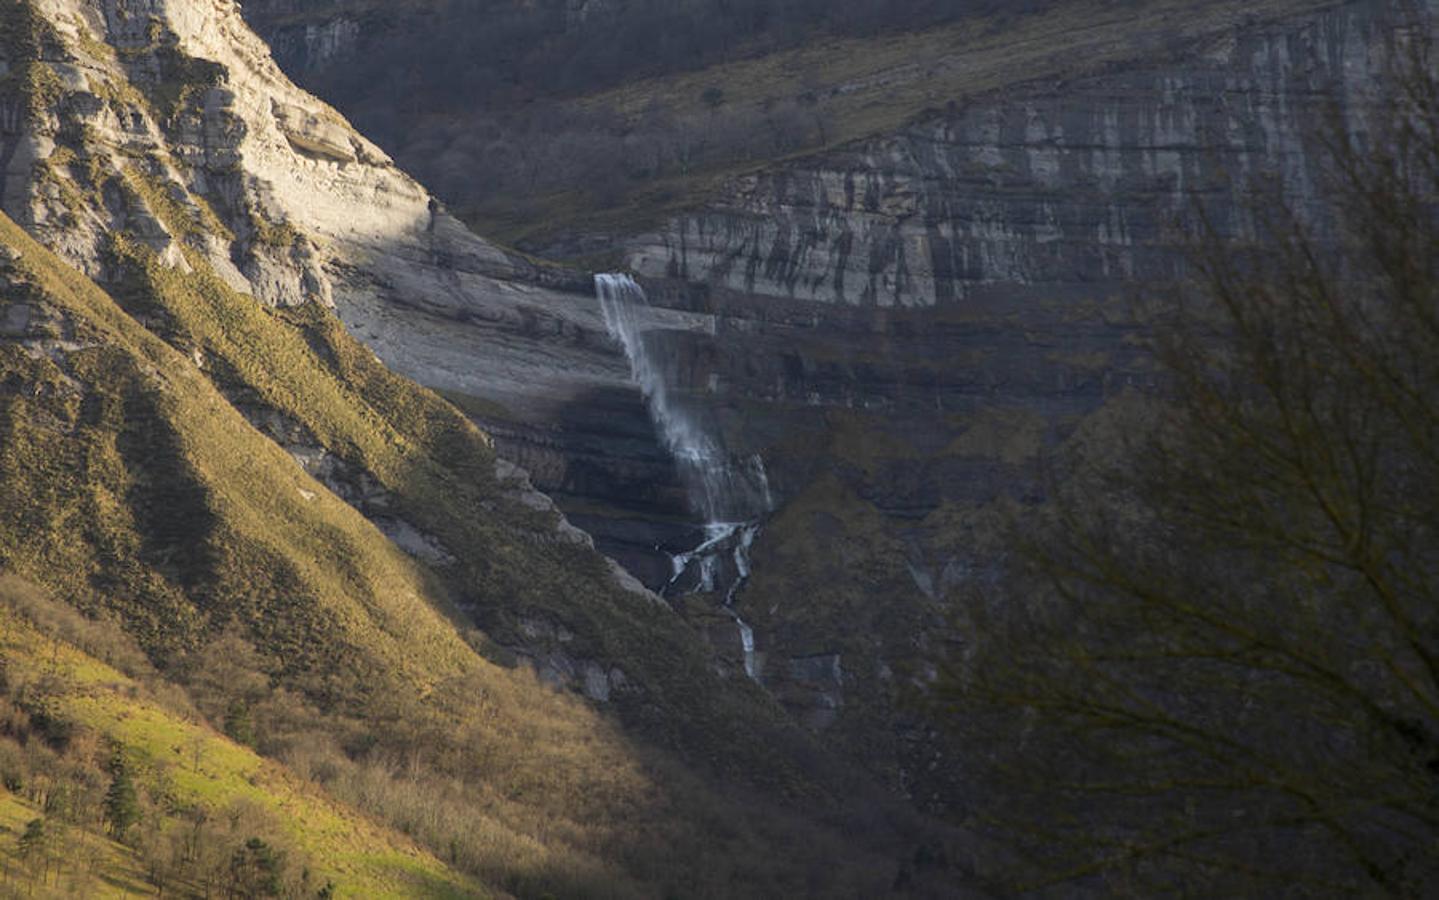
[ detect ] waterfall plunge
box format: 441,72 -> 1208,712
596,274 -> 773,525
597,273 -> 770,678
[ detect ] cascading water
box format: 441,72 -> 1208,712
596,274 -> 774,525
597,273 -> 772,679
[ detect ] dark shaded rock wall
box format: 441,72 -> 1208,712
621,0 -> 1427,806
239,0 -> 1431,811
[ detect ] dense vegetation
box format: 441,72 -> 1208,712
0,573 -> 479,898
943,47 -> 1439,894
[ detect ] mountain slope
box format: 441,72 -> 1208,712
0,574 -> 485,898
234,0 -> 1434,820
0,0 -> 963,895
25,0 -> 716,589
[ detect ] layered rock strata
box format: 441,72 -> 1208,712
41,0 -> 1422,812
615,0 -> 1428,803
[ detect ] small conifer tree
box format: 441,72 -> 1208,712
103,752 -> 139,841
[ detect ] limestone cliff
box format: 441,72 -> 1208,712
630,1 -> 1404,305
62,0 -> 1429,818
613,0 -> 1430,805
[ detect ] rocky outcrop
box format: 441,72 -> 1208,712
270,100 -> 355,161
4,0 -> 694,670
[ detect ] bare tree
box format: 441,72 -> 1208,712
941,37 -> 1439,896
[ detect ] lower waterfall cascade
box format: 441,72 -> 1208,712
596,273 -> 772,679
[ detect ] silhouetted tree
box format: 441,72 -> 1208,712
942,37 -> 1439,896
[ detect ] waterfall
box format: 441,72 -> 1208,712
596,274 -> 773,524
597,273 -> 771,679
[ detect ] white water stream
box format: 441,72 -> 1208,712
597,273 -> 772,679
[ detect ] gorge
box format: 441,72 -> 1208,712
0,0 -> 1432,893
239,0 -> 1432,809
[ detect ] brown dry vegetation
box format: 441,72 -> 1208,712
0,573 -> 483,898
0,184 -> 954,895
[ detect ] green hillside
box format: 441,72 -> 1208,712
0,574 -> 485,898
0,200 -> 941,894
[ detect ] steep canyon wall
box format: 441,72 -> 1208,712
618,0 -> 1430,803
237,0 -> 1431,807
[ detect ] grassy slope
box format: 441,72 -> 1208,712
0,792 -> 152,897
0,212 -> 478,691
0,604 -> 486,898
